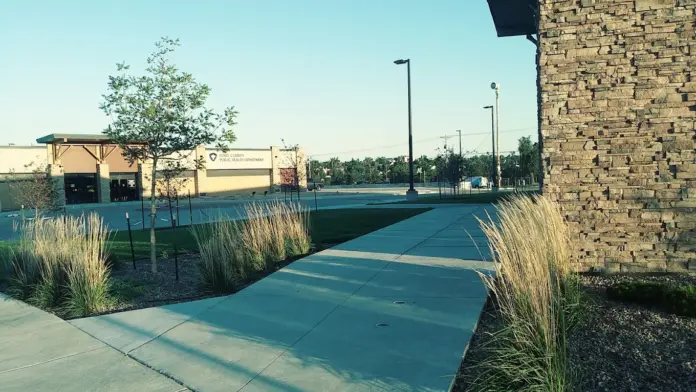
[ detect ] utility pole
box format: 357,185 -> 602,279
439,136 -> 453,196
456,130 -> 462,158
456,130 -> 462,195
440,135 -> 452,149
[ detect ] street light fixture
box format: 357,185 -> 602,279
394,58 -> 418,201
490,82 -> 501,190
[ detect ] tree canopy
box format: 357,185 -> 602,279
308,136 -> 540,186
100,37 -> 238,272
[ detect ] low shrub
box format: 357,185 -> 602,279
7,214 -> 112,317
192,201 -> 311,294
607,280 -> 696,318
470,195 -> 582,392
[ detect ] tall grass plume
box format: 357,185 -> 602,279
469,194 -> 582,392
7,213 -> 112,317
192,201 -> 311,294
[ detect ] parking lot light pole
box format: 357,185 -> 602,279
394,58 -> 418,201
491,82 -> 502,190
483,105 -> 496,188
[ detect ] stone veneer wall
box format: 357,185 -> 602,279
537,0 -> 696,272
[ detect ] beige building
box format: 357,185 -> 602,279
0,134 -> 306,211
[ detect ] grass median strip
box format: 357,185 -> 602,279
108,207 -> 429,261
1,207 -> 429,318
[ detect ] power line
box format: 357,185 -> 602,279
310,135 -> 444,158
311,127 -> 536,158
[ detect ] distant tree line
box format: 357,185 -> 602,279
308,136 -> 540,186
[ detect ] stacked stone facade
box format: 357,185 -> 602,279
537,0 -> 696,271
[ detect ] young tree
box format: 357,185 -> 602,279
100,37 -> 237,272
7,163 -> 61,218
280,140 -> 306,199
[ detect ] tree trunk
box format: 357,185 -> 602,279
149,160 -> 158,273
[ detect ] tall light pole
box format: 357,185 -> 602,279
394,58 -> 418,201
491,82 -> 501,190
483,105 -> 496,188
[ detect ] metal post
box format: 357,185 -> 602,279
395,58 -> 417,200
126,212 -> 136,270
313,180 -> 318,212
167,192 -> 174,227
457,130 -> 462,198
175,193 -> 180,226
188,190 -> 193,226
485,106 -> 496,189
140,196 -> 145,231
495,88 -> 502,190
295,147 -> 300,201
172,215 -> 179,282
406,61 -> 414,193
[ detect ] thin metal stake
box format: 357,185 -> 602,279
173,215 -> 179,281
188,190 -> 193,226
313,180 -> 318,212
126,212 -> 136,270
141,197 -> 145,231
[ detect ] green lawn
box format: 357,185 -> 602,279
388,190 -> 540,205
108,207 -> 429,262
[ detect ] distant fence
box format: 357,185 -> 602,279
323,178 -> 539,191
323,182 -> 439,189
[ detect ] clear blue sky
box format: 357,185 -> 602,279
0,0 -> 537,160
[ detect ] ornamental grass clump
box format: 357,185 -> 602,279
8,213 -> 112,318
469,194 -> 582,392
192,201 -> 311,294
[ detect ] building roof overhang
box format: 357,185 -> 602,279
36,134 -> 113,144
486,0 -> 537,37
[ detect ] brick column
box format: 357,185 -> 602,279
538,0 -> 696,272
96,163 -> 111,204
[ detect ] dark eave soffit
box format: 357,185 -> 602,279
486,0 -> 537,38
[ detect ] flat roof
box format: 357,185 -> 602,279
36,134 -> 112,144
486,0 -> 537,37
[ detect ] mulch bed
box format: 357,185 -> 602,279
454,273 -> 696,392
91,249 -> 319,319
570,274 -> 696,392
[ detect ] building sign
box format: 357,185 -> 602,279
206,149 -> 272,170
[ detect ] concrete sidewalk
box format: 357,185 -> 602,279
1,205 -> 496,391
0,293 -> 188,391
